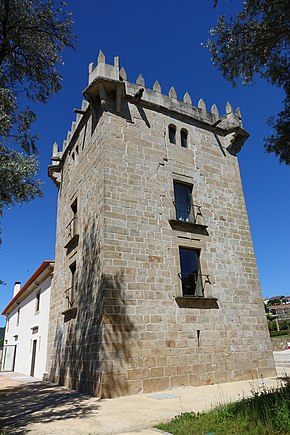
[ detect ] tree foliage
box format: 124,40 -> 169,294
0,146 -> 42,217
267,297 -> 285,306
0,0 -> 75,222
207,0 -> 290,164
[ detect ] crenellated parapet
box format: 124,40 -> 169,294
49,50 -> 249,185
85,50 -> 245,129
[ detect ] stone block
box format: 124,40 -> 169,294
143,377 -> 169,393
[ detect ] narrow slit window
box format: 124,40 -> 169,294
70,262 -> 77,291
180,129 -> 188,148
17,308 -> 20,326
168,124 -> 176,144
65,262 -> 77,309
70,199 -> 78,238
35,291 -> 40,313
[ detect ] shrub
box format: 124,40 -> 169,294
270,330 -> 290,337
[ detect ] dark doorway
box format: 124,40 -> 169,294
30,339 -> 37,377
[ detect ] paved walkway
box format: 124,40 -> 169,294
0,354 -> 289,435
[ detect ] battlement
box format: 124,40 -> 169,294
86,50 -> 243,130
49,50 -> 249,186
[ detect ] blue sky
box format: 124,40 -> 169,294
0,0 -> 289,325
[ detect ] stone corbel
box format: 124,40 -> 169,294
48,164 -> 62,188
225,127 -> 250,156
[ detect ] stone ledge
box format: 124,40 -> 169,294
64,234 -> 79,252
169,219 -> 208,235
175,296 -> 219,309
61,307 -> 77,322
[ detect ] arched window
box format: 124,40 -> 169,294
168,124 -> 176,144
180,129 -> 188,148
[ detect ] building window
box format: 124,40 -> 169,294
180,129 -> 188,148
66,198 -> 78,240
70,262 -> 77,289
17,308 -> 20,326
178,248 -> 203,297
35,291 -> 40,313
168,124 -> 176,144
31,326 -> 39,334
173,182 -> 193,222
71,199 -> 78,237
65,262 -> 77,309
6,317 -> 9,333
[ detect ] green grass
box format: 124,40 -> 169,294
156,380 -> 290,434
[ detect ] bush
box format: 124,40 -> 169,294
270,330 -> 290,337
279,320 -> 290,330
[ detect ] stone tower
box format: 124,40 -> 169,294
47,51 -> 276,397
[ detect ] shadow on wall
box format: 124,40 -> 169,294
50,218 -> 136,398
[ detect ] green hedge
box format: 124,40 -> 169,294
270,330 -> 290,337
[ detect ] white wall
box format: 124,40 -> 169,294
3,276 -> 51,379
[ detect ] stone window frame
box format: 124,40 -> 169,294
178,246 -> 203,297
64,195 -> 79,252
168,124 -> 189,148
69,261 -> 77,302
169,177 -> 207,235
173,180 -> 194,223
168,124 -> 177,144
180,128 -> 188,148
61,260 -> 78,321
173,235 -> 218,309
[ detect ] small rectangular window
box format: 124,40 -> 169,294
70,199 -> 78,238
35,291 -> 40,313
65,262 -> 77,309
179,247 -> 203,296
17,308 -> 20,326
70,262 -> 77,289
169,124 -> 176,144
174,182 -> 193,222
180,129 -> 188,148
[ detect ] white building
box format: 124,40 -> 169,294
1,261 -> 54,379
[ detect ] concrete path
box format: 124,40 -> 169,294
274,349 -> 290,368
0,352 -> 289,435
0,371 -> 40,387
